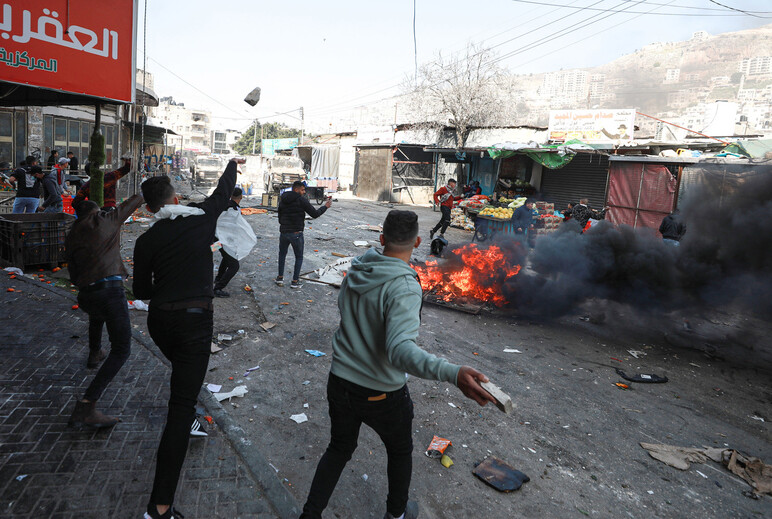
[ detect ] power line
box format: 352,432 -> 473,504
707,0 -> 772,18
507,0 -> 755,16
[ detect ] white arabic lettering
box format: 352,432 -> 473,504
7,4 -> 118,60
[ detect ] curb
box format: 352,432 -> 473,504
8,273 -> 301,519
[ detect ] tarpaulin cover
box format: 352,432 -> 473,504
487,139 -> 595,169
679,159 -> 770,205
311,146 -> 340,179
720,139 -> 772,159
607,162 -> 676,233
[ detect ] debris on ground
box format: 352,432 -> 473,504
615,383 -> 630,390
4,267 -> 23,276
628,350 -> 647,358
211,343 -> 223,353
243,365 -> 260,377
128,300 -> 149,311
640,442 -> 772,496
217,334 -> 233,341
472,457 -> 530,492
15,475 -> 27,481
206,383 -> 222,393
480,381 -> 514,414
615,369 -> 668,383
353,241 -> 370,247
503,348 -> 522,353
260,322 -> 276,331
305,349 -> 326,357
214,385 -> 248,402
290,413 -> 308,424
425,436 -> 452,458
441,454 -> 454,468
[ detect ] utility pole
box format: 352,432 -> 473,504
251,118 -> 257,154
300,106 -> 304,144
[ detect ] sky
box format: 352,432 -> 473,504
136,0 -> 772,133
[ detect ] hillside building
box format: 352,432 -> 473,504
738,56 -> 772,77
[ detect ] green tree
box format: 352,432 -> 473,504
232,121 -> 303,155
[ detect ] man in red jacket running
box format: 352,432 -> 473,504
430,179 -> 462,239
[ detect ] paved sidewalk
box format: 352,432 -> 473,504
0,273 -> 272,518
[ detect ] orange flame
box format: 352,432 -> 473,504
412,244 -> 521,306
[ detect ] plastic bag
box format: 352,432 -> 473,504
216,208 -> 257,261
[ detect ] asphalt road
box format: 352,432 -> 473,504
120,196 -> 771,519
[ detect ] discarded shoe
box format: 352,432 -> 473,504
68,401 -> 119,429
87,348 -> 106,369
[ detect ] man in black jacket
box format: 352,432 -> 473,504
133,158 -> 243,519
659,209 -> 686,246
276,181 -> 332,289
511,198 -> 535,247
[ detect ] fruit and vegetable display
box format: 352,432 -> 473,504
478,206 -> 513,219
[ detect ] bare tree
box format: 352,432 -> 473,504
404,44 -> 512,148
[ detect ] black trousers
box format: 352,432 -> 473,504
301,374 -> 414,519
77,285 -> 132,402
214,249 -> 239,290
431,205 -> 452,235
147,307 -> 213,506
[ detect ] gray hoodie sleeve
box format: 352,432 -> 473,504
384,278 -> 461,385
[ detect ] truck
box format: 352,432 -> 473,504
264,155 -> 306,194
193,155 -> 226,192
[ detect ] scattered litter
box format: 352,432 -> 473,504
280,302 -> 290,306
243,365 -> 260,377
627,350 -> 646,359
237,329 -> 245,334
303,403 -> 309,408
211,343 -> 223,353
128,300 -> 149,311
244,284 -> 252,292
480,381 -> 514,414
4,267 -> 23,276
689,363 -> 701,368
641,442 -> 772,496
472,457 -> 530,492
610,357 -> 623,363
751,415 -> 766,422
260,322 -> 276,331
647,490 -> 654,495
362,474 -> 368,481
502,348 -> 522,353
206,384 -> 222,393
214,385 -> 248,402
353,224 -> 383,232
71,304 -> 79,310
696,470 -> 708,479
290,413 -> 308,424
353,241 -> 370,247
425,436 -> 452,458
448,402 -> 457,408
462,444 -> 468,448
269,463 -> 279,473
302,380 -> 310,385
217,334 -> 233,342
441,455 -> 454,468
15,475 -> 27,481
305,349 -> 326,357
578,316 -> 589,322
204,416 -> 213,424
616,369 -> 668,384
527,447 -> 537,454
615,383 -> 630,390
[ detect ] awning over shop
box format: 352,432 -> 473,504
720,139 -> 772,159
122,121 -> 178,145
487,139 -> 601,169
0,82 -> 158,108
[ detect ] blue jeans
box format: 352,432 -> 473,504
12,197 -> 39,213
278,232 -> 304,281
301,374 -> 414,519
76,285 -> 132,402
43,200 -> 63,213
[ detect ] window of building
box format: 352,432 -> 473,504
44,115 -> 116,169
0,110 -> 27,167
0,112 -> 12,165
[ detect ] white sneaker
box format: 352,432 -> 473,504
190,419 -> 208,437
275,277 -> 284,287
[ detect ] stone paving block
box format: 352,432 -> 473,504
0,275 -> 270,518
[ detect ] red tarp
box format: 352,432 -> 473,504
607,163 -> 677,235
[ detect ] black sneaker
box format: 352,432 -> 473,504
290,280 -> 303,289
144,505 -> 185,519
275,277 -> 284,287
383,500 -> 419,519
213,288 -> 230,298
429,229 -> 435,240
190,419 -> 208,437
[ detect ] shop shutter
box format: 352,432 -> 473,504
539,153 -> 609,211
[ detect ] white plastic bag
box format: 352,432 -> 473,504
216,208 -> 257,261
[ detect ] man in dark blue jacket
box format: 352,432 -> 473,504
511,198 -> 535,245
276,181 -> 332,289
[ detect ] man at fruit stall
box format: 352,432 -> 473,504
65,165 -> 144,429
430,178 -> 462,239
511,198 -> 535,246
299,210 -> 495,519
73,158 -> 132,211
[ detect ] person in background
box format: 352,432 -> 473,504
213,187 -> 243,297
659,209 -> 686,246
430,178 -> 462,239
74,158 -> 132,210
9,156 -> 44,213
54,157 -> 70,194
511,198 -> 535,246
65,186 -> 144,428
38,165 -> 63,213
47,149 -> 59,169
67,151 -> 79,172
563,201 -> 576,222
571,198 -> 607,231
275,180 -> 332,289
299,210 -> 495,519
133,158 -> 242,519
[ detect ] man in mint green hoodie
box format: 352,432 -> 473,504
300,210 -> 495,519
